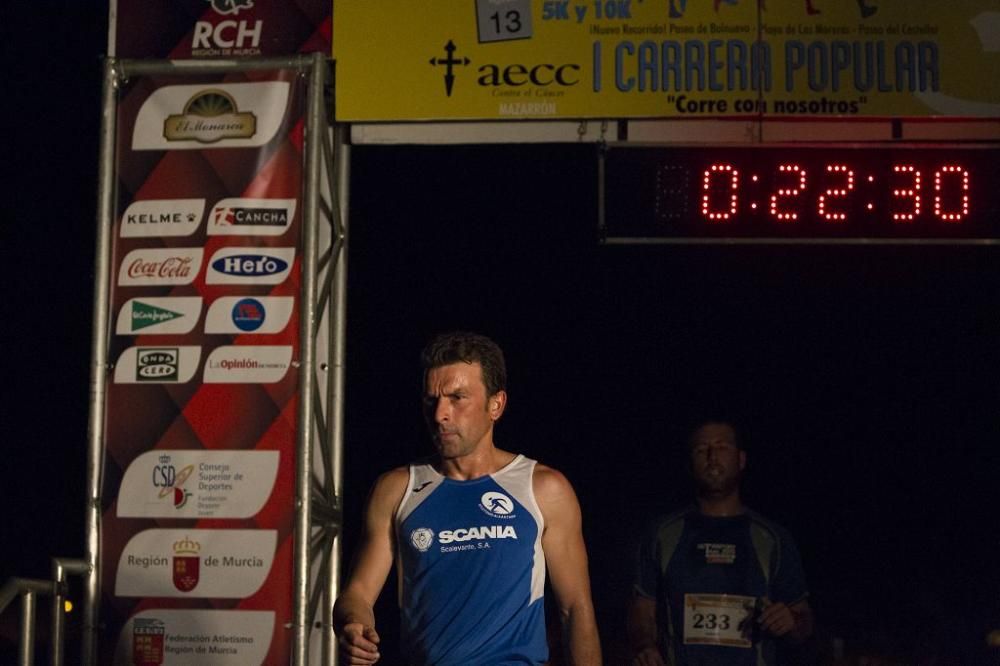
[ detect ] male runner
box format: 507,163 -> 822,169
334,332 -> 601,665
628,421 -> 813,665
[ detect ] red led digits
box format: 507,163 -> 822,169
933,166 -> 969,222
817,164 -> 854,222
891,165 -> 921,222
770,164 -> 806,221
701,164 -> 738,221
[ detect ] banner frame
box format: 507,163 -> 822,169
84,53 -> 345,666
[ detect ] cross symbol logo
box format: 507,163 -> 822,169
429,40 -> 470,97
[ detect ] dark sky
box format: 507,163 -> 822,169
5,3 -> 1000,663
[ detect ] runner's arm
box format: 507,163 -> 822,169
536,465 -> 602,665
333,468 -> 408,664
626,593 -> 665,665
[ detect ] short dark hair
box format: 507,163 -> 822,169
420,331 -> 507,397
687,419 -> 742,452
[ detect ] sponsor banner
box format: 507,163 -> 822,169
118,248 -> 204,286
133,82 -> 291,151
113,347 -> 202,384
109,0 -> 332,59
116,297 -> 203,335
334,0 -> 1000,120
208,197 -> 296,236
117,450 -> 280,519
120,199 -> 205,238
115,609 -> 274,665
206,246 -> 295,285
205,296 -> 295,334
115,528 -> 277,598
102,66 -> 305,664
203,346 -> 293,384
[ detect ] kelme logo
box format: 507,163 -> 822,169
163,89 -> 256,144
120,199 -> 204,238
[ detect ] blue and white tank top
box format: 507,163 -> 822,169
394,454 -> 547,665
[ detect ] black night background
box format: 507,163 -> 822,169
3,3 -> 998,663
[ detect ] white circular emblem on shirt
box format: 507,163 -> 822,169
480,491 -> 515,516
410,528 -> 434,552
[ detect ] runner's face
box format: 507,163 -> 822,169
423,362 -> 503,459
690,423 -> 745,494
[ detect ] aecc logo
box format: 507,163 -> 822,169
430,41 -> 579,95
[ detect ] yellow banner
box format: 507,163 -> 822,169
333,0 -> 1000,121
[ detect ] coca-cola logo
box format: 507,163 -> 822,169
118,249 -> 203,286
128,256 -> 193,278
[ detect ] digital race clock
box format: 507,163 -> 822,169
601,144 -> 1000,244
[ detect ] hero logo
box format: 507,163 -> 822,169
214,255 -> 285,276
438,525 -> 518,544
207,247 -> 294,285
480,491 -> 515,516
410,528 -> 434,552
194,0 -> 260,55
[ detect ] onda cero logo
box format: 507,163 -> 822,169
113,346 -> 201,385
207,247 -> 294,285
137,349 -> 179,381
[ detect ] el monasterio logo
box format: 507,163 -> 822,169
164,89 -> 256,144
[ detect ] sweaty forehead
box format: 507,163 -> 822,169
425,361 -> 485,395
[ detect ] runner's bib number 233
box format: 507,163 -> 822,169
683,594 -> 756,648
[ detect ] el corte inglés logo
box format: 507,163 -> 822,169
164,89 -> 256,144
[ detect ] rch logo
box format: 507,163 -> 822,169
207,0 -> 254,15
430,40 -> 470,97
